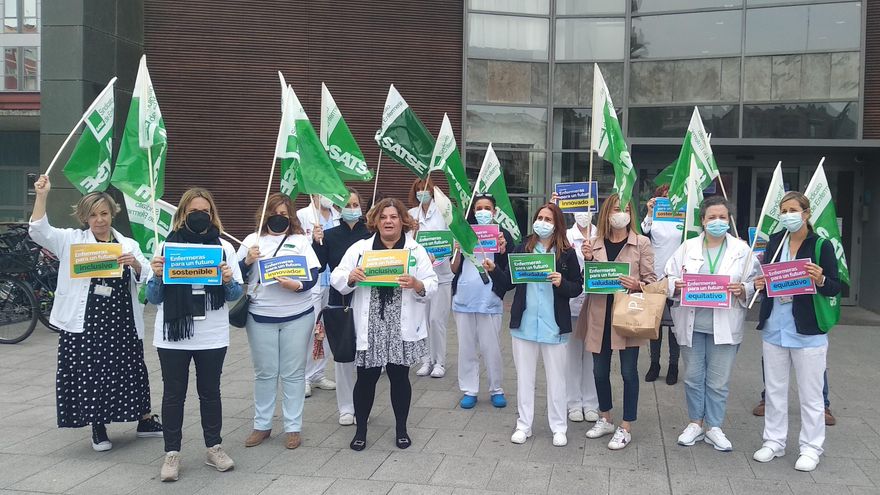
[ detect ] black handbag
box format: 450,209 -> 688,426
318,292 -> 356,363
229,235 -> 288,329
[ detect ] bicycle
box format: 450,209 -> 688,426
0,223 -> 61,344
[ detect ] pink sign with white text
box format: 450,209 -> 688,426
761,259 -> 816,297
681,273 -> 731,309
472,225 -> 500,254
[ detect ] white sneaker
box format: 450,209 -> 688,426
795,453 -> 819,472
568,409 -> 585,422
160,451 -> 180,482
304,382 -> 312,398
607,427 -> 631,450
511,429 -> 531,444
677,422 -> 705,446
585,417 -> 616,439
416,362 -> 432,376
338,413 -> 355,426
552,432 -> 568,447
584,409 -> 600,422
753,446 -> 784,463
312,377 -> 337,390
704,427 -> 733,452
430,364 -> 446,378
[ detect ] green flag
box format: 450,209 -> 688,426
475,144 -> 522,244
111,55 -> 167,202
653,162 -> 675,188
683,155 -> 704,242
320,82 -> 372,181
805,160 -> 849,286
433,187 -> 485,275
591,64 -> 636,207
668,107 -> 720,211
429,113 -> 471,210
277,86 -> 348,208
756,162 -> 786,242
374,84 -> 435,179
63,78 -> 116,194
124,195 -> 175,258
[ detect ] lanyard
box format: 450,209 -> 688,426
705,238 -> 726,275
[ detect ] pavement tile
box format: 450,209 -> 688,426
473,432 -> 533,461
258,474 -> 336,495
324,478 -> 394,495
388,483 -> 455,495
315,449 -> 390,479
0,453 -> 62,489
810,456 -> 874,486
257,446 -> 337,476
418,409 -> 474,430
487,459 -> 552,494
727,477 -> 793,495
608,469 -> 670,495
9,457 -> 115,493
547,464 -> 609,493
670,474 -> 733,495
372,452 -> 444,484
429,456 -> 497,489
66,462 -> 159,495
422,430 -> 484,457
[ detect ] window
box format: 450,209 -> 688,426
555,19 -> 625,61
2,0 -> 37,33
743,52 -> 859,101
628,105 -> 739,138
631,11 -> 742,59
465,149 -> 546,196
557,0 -> 625,14
629,58 -> 741,104
553,62 -> 624,106
468,13 -> 550,61
469,0 -> 549,15
742,101 -> 858,139
552,107 -> 624,150
3,46 -> 38,90
632,0 -> 742,13
466,105 -> 548,149
551,153 -> 612,187
745,3 -> 861,54
468,59 -> 548,105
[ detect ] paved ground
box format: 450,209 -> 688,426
1,306 -> 879,495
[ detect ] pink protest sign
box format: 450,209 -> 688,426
761,259 -> 816,297
681,273 -> 731,309
472,225 -> 500,254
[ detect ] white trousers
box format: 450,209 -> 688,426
335,361 -> 355,416
423,283 -> 452,367
454,312 -> 504,396
762,340 -> 827,458
305,286 -> 331,383
511,337 -> 568,434
566,317 -> 598,412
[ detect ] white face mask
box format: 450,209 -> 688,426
574,212 -> 592,229
609,212 -> 630,230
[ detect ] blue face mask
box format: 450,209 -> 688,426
474,210 -> 494,225
416,191 -> 432,205
705,219 -> 729,238
341,207 -> 361,222
780,212 -> 804,233
533,220 -> 554,239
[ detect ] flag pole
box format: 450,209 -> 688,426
312,198 -> 324,245
748,231 -> 789,309
45,77 -> 118,176
221,231 -> 244,245
146,147 -> 160,251
371,153 -> 383,208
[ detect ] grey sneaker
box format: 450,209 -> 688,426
205,444 -> 235,472
160,451 -> 180,482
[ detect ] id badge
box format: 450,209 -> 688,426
94,285 -> 113,297
778,296 -> 793,305
192,288 -> 207,321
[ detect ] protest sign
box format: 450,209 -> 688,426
415,231 -> 454,260
162,242 -> 224,285
69,243 -> 122,279
652,197 -> 686,223
360,249 -> 410,287
584,261 -> 629,294
258,255 -> 311,285
761,259 -> 816,297
472,224 -> 500,254
681,273 -> 731,309
555,182 -> 598,213
748,227 -> 768,254
509,253 -> 555,284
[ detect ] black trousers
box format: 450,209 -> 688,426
157,347 -> 227,452
353,364 -> 411,434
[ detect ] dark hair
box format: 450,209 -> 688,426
365,197 -> 417,234
654,184 -> 670,197
699,195 -> 734,220
466,194 -> 497,223
524,203 -> 570,260
256,193 -> 304,235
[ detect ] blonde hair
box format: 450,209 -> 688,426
595,193 -> 631,240
780,191 -> 810,212
173,188 -> 224,232
72,192 -> 120,225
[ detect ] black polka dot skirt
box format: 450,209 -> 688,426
56,268 -> 152,428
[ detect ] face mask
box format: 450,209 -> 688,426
474,210 -> 494,225
266,214 -> 290,234
780,212 -> 804,233
609,212 -> 630,230
185,211 -> 211,233
416,191 -> 432,205
341,207 -> 362,222
705,219 -> 729,238
319,196 -> 334,209
574,212 -> 592,228
533,220 -> 554,239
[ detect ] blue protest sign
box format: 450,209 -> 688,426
163,242 -> 224,285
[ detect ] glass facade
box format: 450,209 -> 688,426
0,0 -> 40,91
463,0 -> 865,208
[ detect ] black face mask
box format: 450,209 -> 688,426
185,211 -> 212,234
267,214 -> 290,234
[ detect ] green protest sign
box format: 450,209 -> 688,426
584,261 -> 630,294
415,230 -> 454,260
509,253 -> 555,284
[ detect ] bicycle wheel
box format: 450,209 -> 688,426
0,275 -> 38,344
34,251 -> 60,333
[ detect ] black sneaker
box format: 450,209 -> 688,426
92,424 -> 112,452
137,414 -> 164,438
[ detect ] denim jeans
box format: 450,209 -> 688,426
246,313 -> 314,433
592,321 -> 640,422
681,331 -> 739,428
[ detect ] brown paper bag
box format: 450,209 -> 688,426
611,281 -> 668,340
